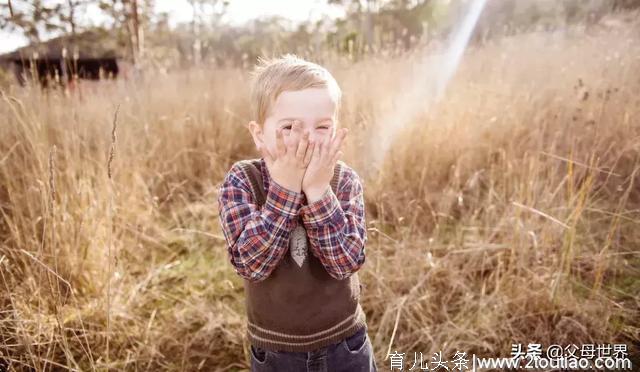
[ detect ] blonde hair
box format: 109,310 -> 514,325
249,53 -> 342,127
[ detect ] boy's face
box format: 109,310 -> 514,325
249,87 -> 337,157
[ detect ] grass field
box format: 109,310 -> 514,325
1,13 -> 639,371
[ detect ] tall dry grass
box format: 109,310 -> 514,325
1,14 -> 639,371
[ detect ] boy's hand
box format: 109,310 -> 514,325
260,122 -> 315,193
302,128 -> 348,203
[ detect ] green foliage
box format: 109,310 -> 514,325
2,0 -> 638,68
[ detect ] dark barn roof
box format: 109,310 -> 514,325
1,29 -> 121,62
0,29 -> 124,86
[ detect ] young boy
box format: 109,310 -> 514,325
217,54 -> 377,372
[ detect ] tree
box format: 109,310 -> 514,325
0,0 -> 64,44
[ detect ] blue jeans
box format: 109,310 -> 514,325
249,326 -> 378,372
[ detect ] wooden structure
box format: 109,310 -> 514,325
0,30 -> 121,86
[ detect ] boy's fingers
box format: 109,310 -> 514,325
296,130 -> 310,162
331,150 -> 343,166
320,134 -> 331,160
275,128 -> 286,157
291,121 -> 303,137
285,124 -> 299,154
304,140 -> 315,166
313,138 -> 322,160
285,121 -> 300,150
316,136 -> 324,160
328,128 -> 348,159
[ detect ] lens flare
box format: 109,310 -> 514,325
367,0 -> 488,179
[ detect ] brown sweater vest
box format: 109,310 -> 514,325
236,158 -> 367,353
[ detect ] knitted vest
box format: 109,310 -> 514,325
236,158 -> 367,353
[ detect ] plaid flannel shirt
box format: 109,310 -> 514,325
217,158 -> 367,282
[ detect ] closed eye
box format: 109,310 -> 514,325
280,121 -> 296,130
281,120 -> 301,130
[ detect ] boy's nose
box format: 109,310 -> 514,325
284,129 -> 309,147
309,132 -> 330,145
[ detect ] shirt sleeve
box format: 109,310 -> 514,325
299,169 -> 367,280
217,162 -> 304,282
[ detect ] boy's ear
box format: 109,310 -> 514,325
248,120 -> 264,151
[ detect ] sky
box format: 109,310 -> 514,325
0,0 -> 346,54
